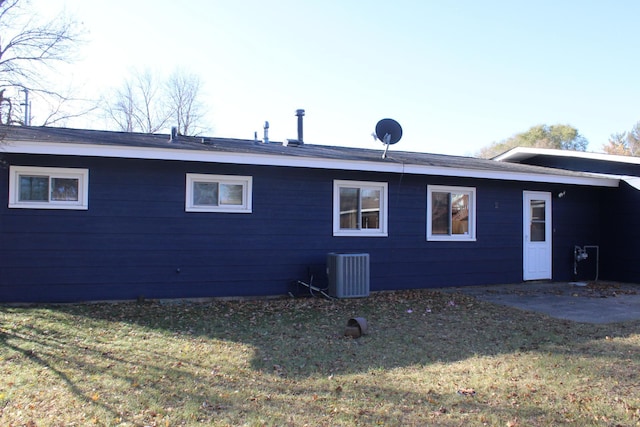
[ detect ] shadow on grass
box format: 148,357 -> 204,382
1,289 -> 639,425
6,289 -> 640,375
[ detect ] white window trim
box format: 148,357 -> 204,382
8,165 -> 89,210
333,180 -> 388,237
427,185 -> 476,241
185,173 -> 252,213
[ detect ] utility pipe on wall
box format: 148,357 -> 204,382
573,245 -> 599,281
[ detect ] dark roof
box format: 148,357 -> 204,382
0,125 -> 618,185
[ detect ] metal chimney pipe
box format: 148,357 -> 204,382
296,109 -> 305,144
263,121 -> 269,144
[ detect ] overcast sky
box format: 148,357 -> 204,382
28,0 -> 640,156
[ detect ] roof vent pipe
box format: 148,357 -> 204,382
263,121 -> 269,144
296,109 -> 305,144
169,126 -> 178,142
287,109 -> 305,146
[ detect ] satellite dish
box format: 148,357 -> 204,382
375,118 -> 403,144
375,118 -> 403,158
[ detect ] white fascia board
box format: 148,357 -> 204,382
2,140 -> 619,188
493,147 -> 549,161
622,176 -> 640,190
495,146 -> 640,165
401,164 -> 619,187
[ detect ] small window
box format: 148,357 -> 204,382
186,174 -> 252,213
333,180 -> 388,237
427,185 -> 476,241
9,166 -> 89,210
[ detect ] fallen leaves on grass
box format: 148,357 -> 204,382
1,289 -> 639,426
457,387 -> 476,396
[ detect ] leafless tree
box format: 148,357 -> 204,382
0,0 -> 87,126
166,69 -> 206,136
108,80 -> 137,133
104,68 -> 208,136
103,69 -> 173,134
135,70 -> 171,133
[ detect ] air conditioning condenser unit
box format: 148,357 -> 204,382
327,253 -> 370,298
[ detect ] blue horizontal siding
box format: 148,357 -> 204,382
515,155 -> 640,283
0,154 -> 617,303
599,181 -> 640,282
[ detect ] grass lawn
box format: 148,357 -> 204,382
1,289 -> 639,426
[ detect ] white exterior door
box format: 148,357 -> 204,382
523,191 -> 552,281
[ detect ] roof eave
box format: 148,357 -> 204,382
494,146 -> 640,166
2,140 -> 619,188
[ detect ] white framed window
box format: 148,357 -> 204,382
185,173 -> 252,213
8,166 -> 89,210
427,185 -> 476,241
333,180 -> 388,237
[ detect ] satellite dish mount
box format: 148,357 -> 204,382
375,118 -> 403,159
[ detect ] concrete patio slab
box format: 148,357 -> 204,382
441,282 -> 640,324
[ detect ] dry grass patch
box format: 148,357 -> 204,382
1,289 -> 639,426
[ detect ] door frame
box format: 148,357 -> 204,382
523,191 -> 552,281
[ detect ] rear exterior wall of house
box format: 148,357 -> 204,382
0,154 -> 609,302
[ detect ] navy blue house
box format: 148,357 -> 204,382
0,126 -> 626,302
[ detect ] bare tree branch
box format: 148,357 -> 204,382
0,0 -> 86,126
167,69 -> 207,136
103,69 -> 172,134
104,67 -> 208,135
39,86 -> 98,127
0,87 -> 15,124
133,70 -> 170,133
